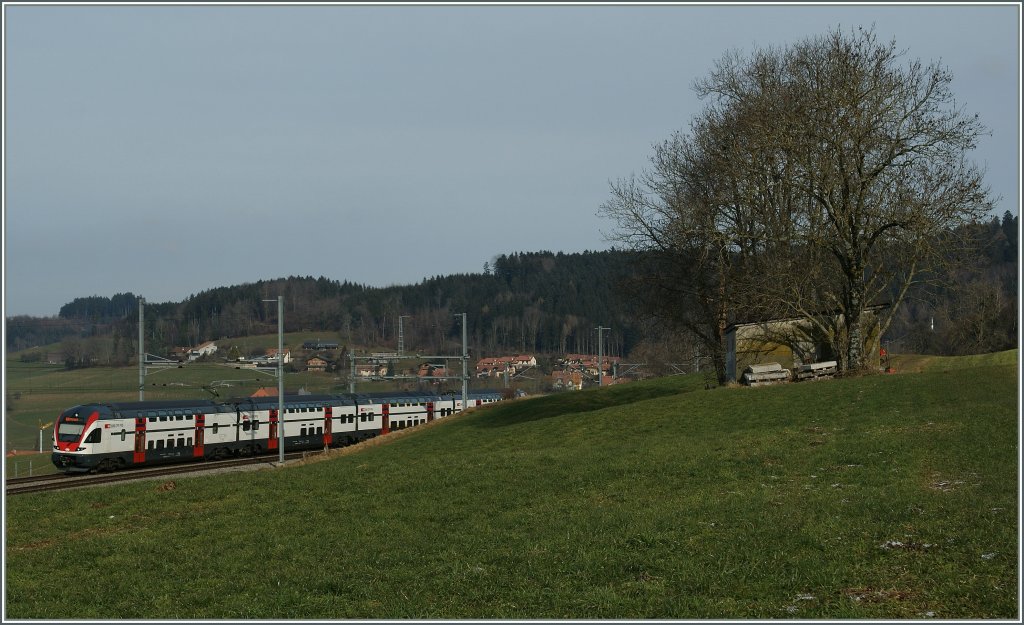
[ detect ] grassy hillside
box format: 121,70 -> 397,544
4,353 -> 1018,618
889,349 -> 1019,373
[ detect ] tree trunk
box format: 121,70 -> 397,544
846,288 -> 865,372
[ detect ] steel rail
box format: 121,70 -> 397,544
6,451 -> 313,496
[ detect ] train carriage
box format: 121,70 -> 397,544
52,399 -> 233,473
51,390 -> 504,473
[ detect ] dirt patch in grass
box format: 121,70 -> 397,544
843,587 -> 918,603
926,472 -> 981,492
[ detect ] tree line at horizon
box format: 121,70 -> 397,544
7,251 -> 642,367
5,221 -> 1017,372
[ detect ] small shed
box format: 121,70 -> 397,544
725,306 -> 886,382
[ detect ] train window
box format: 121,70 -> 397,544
187,415 -> 194,421
252,419 -> 259,429
85,429 -> 101,443
176,416 -> 184,421
212,424 -> 219,435
316,427 -> 323,435
149,417 -> 157,423
121,429 -> 127,442
300,427 -> 307,436
148,440 -> 154,450
243,421 -> 251,432
187,437 -> 193,446
156,440 -> 164,450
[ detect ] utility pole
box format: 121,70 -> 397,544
398,315 -> 410,355
349,351 -> 356,394
138,297 -> 145,401
263,296 -> 285,463
276,296 -> 284,463
457,313 -> 468,406
595,326 -> 610,386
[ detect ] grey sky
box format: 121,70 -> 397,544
3,3 -> 1020,317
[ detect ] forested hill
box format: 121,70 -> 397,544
7,250 -> 644,358
7,214 -> 1018,360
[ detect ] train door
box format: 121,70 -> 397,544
427,401 -> 434,423
194,414 -> 205,458
324,406 -> 333,447
268,409 -> 279,451
133,417 -> 146,464
382,403 -> 390,435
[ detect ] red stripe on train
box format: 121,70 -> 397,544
268,410 -> 279,450
324,406 -> 333,447
55,410 -> 101,453
193,414 -> 205,458
133,417 -> 146,464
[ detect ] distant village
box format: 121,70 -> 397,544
166,339 -> 628,391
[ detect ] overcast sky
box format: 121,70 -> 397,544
3,2 -> 1020,317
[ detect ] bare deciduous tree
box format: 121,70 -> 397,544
602,26 -> 994,376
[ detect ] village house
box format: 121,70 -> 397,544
559,353 -> 620,377
512,354 -> 537,368
475,354 -> 536,378
302,340 -> 339,350
305,356 -> 329,372
550,370 -> 583,391
356,364 -> 387,378
265,348 -> 292,364
189,341 -> 218,361
171,342 -> 217,361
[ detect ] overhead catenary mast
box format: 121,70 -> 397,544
138,297 -> 145,400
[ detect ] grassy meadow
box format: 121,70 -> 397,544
3,351 -> 1019,618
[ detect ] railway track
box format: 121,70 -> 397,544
5,451 -> 313,496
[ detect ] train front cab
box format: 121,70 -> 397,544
51,404 -> 111,473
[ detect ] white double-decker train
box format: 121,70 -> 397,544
51,390 -> 503,473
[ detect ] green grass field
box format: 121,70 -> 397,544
4,452 -> 56,477
4,350 -> 1017,618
